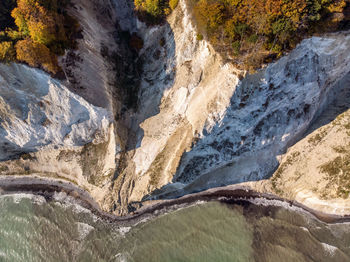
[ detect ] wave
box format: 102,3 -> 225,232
1,176 -> 350,225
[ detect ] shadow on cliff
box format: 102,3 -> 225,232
302,72 -> 350,137
141,72 -> 286,202
142,57 -> 350,203
113,20 -> 176,152
0,64 -> 65,162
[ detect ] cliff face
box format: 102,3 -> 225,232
112,0 -> 350,214
111,0 -> 242,213
0,63 -> 116,208
0,64 -> 111,161
166,33 -> 350,197
1,0 -> 350,215
0,0 -> 127,211
251,72 -> 350,215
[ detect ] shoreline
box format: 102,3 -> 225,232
1,176 -> 350,225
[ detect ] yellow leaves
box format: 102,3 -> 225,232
224,19 -> 236,39
223,0 -> 240,7
135,0 -> 163,17
327,0 -> 346,13
134,0 -> 144,10
194,0 -> 225,31
169,0 -> 178,10
134,0 -> 178,22
0,41 -> 16,62
15,38 -> 60,74
12,0 -> 58,45
11,7 -> 29,35
189,0 -> 347,70
0,0 -> 77,74
28,19 -> 55,45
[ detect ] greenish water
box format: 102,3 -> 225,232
1,194 -> 350,262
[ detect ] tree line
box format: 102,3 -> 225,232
0,0 -> 78,75
134,0 -> 348,70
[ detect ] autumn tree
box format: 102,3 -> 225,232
0,41 -> 16,62
0,0 -> 78,74
188,0 -> 347,70
11,0 -> 70,50
169,0 -> 179,10
15,38 -> 59,73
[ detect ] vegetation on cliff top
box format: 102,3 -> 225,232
134,0 -> 179,24
0,0 -> 78,75
135,0 -> 348,70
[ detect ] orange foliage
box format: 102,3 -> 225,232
0,41 -> 16,62
190,0 -> 347,69
16,37 -> 59,74
0,0 -> 78,75
12,0 -> 69,49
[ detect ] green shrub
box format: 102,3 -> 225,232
134,0 -> 179,24
196,33 -> 203,40
232,41 -> 240,55
247,34 -> 258,44
143,0 -> 163,17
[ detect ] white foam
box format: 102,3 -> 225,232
1,193 -> 47,205
0,250 -> 6,258
52,192 -> 98,221
114,253 -> 129,262
244,197 -> 311,215
118,226 -> 131,236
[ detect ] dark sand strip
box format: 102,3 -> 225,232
1,176 -> 349,225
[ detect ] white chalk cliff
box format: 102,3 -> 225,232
0,64 -> 111,160
1,0 -> 350,215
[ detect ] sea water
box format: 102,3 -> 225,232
0,194 -> 350,262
